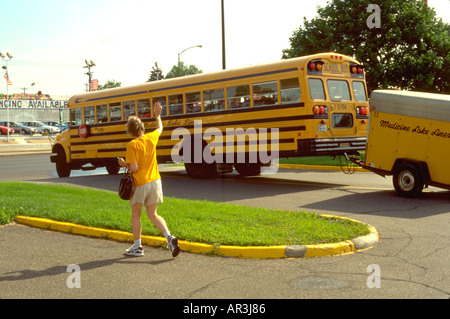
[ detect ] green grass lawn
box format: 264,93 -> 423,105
279,152 -> 365,166
0,182 -> 370,246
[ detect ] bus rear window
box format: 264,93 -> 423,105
332,113 -> 353,128
352,81 -> 367,102
308,78 -> 325,100
327,80 -> 351,101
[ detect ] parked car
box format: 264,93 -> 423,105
0,121 -> 37,135
0,125 -> 14,135
43,121 -> 69,132
20,121 -> 60,135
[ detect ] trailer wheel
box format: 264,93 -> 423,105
393,164 -> 424,198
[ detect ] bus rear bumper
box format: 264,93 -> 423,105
297,137 -> 367,156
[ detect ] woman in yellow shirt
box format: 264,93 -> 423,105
118,102 -> 179,257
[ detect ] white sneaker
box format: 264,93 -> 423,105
167,236 -> 180,257
124,245 -> 144,257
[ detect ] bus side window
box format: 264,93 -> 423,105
109,102 -> 122,121
186,92 -> 202,114
204,88 -> 225,112
96,105 -> 108,123
308,78 -> 326,100
280,78 -> 301,104
138,99 -> 152,118
253,81 -> 278,107
70,108 -> 82,127
84,106 -> 95,124
227,85 -> 250,109
168,94 -> 184,116
152,97 -> 167,117
123,100 -> 136,120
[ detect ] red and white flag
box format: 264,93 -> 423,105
90,79 -> 98,91
3,73 -> 12,85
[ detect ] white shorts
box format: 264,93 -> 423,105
130,179 -> 163,207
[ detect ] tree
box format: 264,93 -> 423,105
98,79 -> 121,90
147,62 -> 164,82
165,61 -> 203,79
282,0 -> 449,93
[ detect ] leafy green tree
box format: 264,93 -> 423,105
147,62 -> 164,82
98,79 -> 121,90
282,0 -> 449,93
165,61 -> 203,79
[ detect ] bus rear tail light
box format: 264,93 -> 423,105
313,105 -> 328,115
357,106 -> 369,116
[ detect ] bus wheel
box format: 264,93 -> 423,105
393,164 -> 423,198
55,148 -> 71,178
234,163 -> 261,177
106,163 -> 120,175
185,162 -> 217,179
182,138 -> 217,179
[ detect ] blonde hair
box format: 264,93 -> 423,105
126,116 -> 145,137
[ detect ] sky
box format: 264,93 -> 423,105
1,0 -> 449,99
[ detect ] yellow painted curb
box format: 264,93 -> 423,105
14,215 -> 379,259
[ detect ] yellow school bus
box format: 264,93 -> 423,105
352,90 -> 450,197
50,52 -> 369,178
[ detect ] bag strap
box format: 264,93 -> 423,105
122,167 -> 133,176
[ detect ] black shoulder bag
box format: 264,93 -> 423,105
118,168 -> 134,200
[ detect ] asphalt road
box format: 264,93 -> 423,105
0,154 -> 449,302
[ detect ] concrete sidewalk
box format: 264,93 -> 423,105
0,136 -> 52,156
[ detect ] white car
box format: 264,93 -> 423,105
21,121 -> 60,135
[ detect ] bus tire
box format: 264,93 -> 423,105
55,147 -> 71,178
106,163 -> 120,175
183,138 -> 217,179
393,164 -> 424,198
185,162 -> 216,179
234,163 -> 261,177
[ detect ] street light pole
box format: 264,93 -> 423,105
83,60 -> 96,91
221,0 -> 226,70
177,45 -> 202,77
1,51 -> 13,142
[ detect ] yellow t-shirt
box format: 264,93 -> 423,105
125,131 -> 161,187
